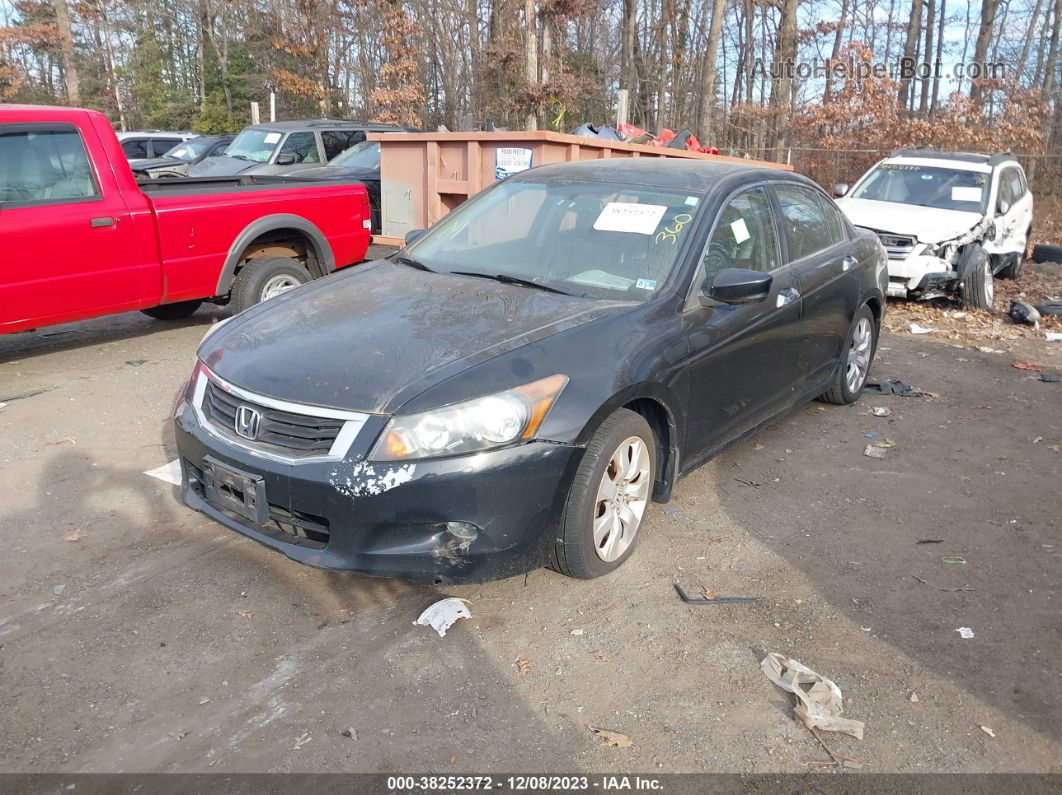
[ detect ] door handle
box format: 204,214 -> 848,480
776,287 -> 800,308
90,216 -> 114,228
841,255 -> 858,271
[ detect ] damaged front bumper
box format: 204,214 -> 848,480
174,396 -> 580,584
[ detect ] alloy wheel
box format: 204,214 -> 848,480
593,436 -> 651,563
261,275 -> 302,301
845,317 -> 873,394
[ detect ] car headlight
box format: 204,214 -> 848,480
370,374 -> 569,461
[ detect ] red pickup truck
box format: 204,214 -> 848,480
0,105 -> 371,334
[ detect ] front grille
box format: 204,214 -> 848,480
203,380 -> 345,455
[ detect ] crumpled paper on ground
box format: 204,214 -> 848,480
414,597 -> 471,637
761,653 -> 865,739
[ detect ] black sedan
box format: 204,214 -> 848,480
173,159 -> 887,584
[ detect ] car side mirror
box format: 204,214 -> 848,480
834,183 -> 849,198
703,268 -> 773,305
404,228 -> 427,246
275,153 -> 297,166
998,199 -> 1010,214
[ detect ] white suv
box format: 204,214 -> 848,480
836,149 -> 1033,309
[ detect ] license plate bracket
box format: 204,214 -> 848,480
202,456 -> 268,525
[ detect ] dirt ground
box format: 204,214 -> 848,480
1,268 -> 1060,774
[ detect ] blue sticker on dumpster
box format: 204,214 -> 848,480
496,147 -> 533,180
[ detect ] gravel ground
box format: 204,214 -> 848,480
0,283 -> 1059,774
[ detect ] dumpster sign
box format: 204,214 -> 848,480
495,147 -> 533,181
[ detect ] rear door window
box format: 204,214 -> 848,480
277,132 -> 320,164
121,138 -> 149,158
322,131 -> 358,160
149,138 -> 180,157
0,125 -> 100,205
774,184 -> 844,262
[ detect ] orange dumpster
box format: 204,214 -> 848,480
367,130 -> 790,246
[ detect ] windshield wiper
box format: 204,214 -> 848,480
395,255 -> 434,272
450,270 -> 571,295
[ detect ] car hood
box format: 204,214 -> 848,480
836,198 -> 982,244
199,260 -> 631,414
284,164 -> 379,182
187,155 -> 256,177
129,156 -> 182,172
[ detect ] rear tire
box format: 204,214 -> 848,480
230,256 -> 311,314
819,304 -> 877,405
958,244 -> 993,310
141,300 -> 202,320
551,409 -> 657,579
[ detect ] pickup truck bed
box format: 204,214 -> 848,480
0,105 -> 371,334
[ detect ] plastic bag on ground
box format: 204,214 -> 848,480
761,652 -> 865,739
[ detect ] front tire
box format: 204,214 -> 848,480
820,304 -> 876,405
551,409 -> 657,579
959,244 -> 993,311
141,299 -> 202,320
230,256 -> 311,314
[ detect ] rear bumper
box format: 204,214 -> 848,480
174,403 -> 580,584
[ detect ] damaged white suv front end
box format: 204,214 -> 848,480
836,150 -> 1033,310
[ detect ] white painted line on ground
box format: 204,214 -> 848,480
144,459 -> 182,486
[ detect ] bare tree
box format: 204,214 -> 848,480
52,0 -> 80,104
969,0 -> 998,102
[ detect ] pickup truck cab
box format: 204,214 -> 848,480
0,105 -> 372,334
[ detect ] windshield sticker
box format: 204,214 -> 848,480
569,270 -> 635,290
730,218 -> 751,244
654,212 -> 693,245
636,278 -> 657,291
685,196 -> 699,206
594,202 -> 667,235
495,147 -> 533,181
263,132 -> 281,144
951,186 -> 982,202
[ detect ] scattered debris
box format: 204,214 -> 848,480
916,539 -> 943,544
593,650 -> 609,662
144,460 -> 182,486
673,584 -> 758,605
909,693 -> 919,703
735,477 -> 761,487
64,529 -> 83,542
168,730 -> 190,741
941,556 -> 967,566
956,627 -> 975,639
588,727 -> 633,748
980,725 -> 996,738
1008,300 -> 1041,327
44,437 -> 76,446
867,380 -> 940,398
1046,332 -> 1062,342
863,430 -> 881,439
1036,299 -> 1062,317
237,610 -> 254,619
125,358 -> 148,367
753,443 -> 765,450
1041,371 -> 1060,383
292,731 -> 311,750
198,697 -> 211,705
909,323 -> 933,334
760,653 -> 865,739
863,444 -> 887,459
414,597 -> 472,637
569,628 -> 584,636
0,386 -> 55,403
1012,361 -> 1046,371
341,727 -> 357,740
52,584 -> 66,596
662,507 -> 678,519
515,658 -> 533,676
870,406 -> 892,417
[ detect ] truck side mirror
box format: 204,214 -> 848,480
834,183 -> 849,198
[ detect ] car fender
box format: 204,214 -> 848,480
215,214 -> 335,295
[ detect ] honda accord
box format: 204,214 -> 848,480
173,159 -> 887,583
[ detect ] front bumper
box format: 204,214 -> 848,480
885,250 -> 958,298
174,401 -> 580,584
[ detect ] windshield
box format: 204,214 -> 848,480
331,141 -> 380,169
223,129 -> 283,163
406,178 -> 703,300
161,139 -> 212,162
850,163 -> 989,212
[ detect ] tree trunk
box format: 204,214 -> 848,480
969,0 -> 998,102
769,0 -> 798,159
524,0 -> 538,129
1044,0 -> 1062,95
621,0 -> 636,101
897,0 -> 923,111
700,0 -> 726,139
930,0 -> 945,116
824,0 -> 849,101
1017,0 -> 1046,82
919,0 -> 935,115
52,0 -> 81,104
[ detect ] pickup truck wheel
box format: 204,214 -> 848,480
231,256 -> 311,314
141,300 -> 203,320
959,245 -> 993,310
819,305 -> 876,405
551,409 -> 656,579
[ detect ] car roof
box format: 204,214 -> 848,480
116,130 -> 193,138
888,147 -> 1019,170
512,158 -> 812,193
244,119 -> 412,132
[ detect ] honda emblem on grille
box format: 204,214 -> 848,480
234,405 -> 262,440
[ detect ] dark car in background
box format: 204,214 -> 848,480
130,135 -> 234,179
189,119 -> 405,178
173,159 -> 887,585
282,140 -> 382,233
116,130 -> 195,159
